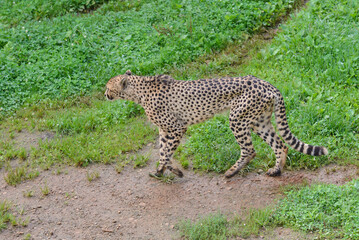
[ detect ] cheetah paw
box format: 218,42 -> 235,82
224,168 -> 240,178
266,168 -> 281,177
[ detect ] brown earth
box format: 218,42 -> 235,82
0,131 -> 357,240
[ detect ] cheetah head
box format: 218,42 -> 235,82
105,70 -> 135,101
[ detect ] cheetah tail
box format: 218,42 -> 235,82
274,94 -> 328,156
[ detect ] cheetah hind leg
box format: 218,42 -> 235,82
167,166 -> 184,177
225,128 -> 257,178
225,152 -> 256,178
252,112 -> 288,177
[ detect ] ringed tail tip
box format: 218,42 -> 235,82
322,147 -> 329,155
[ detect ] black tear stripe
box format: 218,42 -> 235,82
306,145 -> 313,155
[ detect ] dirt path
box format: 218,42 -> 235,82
1,140 -> 357,240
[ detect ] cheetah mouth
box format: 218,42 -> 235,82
104,90 -> 114,101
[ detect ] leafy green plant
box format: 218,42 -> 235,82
0,0 -> 300,115
0,0 -> 143,27
133,154 -> 150,168
178,208 -> 273,239
272,179 -> 359,239
178,213 -> 229,240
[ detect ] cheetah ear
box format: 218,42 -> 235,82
125,70 -> 132,76
121,78 -> 128,90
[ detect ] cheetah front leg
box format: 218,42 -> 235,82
155,128 -> 186,177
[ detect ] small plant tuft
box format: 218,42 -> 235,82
133,154 -> 150,168
86,170 -> 100,182
40,183 -> 50,196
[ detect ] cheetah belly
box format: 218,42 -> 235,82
168,88 -> 234,126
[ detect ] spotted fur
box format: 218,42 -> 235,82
105,70 -> 328,178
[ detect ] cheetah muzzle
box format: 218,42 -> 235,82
105,70 -> 328,179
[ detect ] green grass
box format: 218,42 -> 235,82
0,0 -> 146,28
178,213 -> 229,240
0,0 -> 299,115
133,154 -> 150,168
175,0 -> 359,173
0,97 -> 157,184
0,200 -> 29,231
178,179 -> 359,239
31,115 -> 157,167
3,164 -> 40,186
177,208 -> 273,240
272,179 -> 359,239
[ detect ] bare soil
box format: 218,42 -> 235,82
1,131 -> 357,240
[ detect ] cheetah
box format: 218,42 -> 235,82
105,70 -> 328,178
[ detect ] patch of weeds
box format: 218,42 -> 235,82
0,157 -> 5,170
133,154 -> 150,168
0,200 -> 29,231
230,208 -> 273,238
53,167 -> 63,175
32,116 -> 157,168
114,155 -> 132,174
23,190 -> 35,198
180,159 -> 190,169
40,182 -> 50,196
86,170 -> 100,182
271,179 -> 359,239
149,173 -> 175,184
279,179 -> 310,193
18,148 -> 27,161
4,164 -> 40,186
178,213 -> 229,240
23,234 -> 32,240
0,139 -> 28,162
178,208 -> 274,240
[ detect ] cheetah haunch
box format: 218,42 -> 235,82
105,70 -> 328,178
